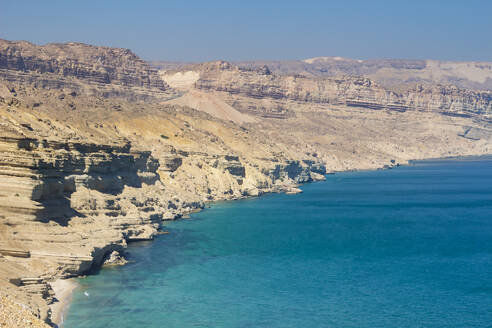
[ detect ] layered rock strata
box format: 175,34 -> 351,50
234,57 -> 492,91
0,39 -> 166,90
0,93 -> 326,325
192,62 -> 492,118
0,40 -> 491,327
0,135 -> 175,323
0,39 -> 176,102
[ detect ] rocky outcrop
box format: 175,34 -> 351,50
214,155 -> 246,177
0,95 -> 327,324
0,39 -> 176,102
0,134 -> 201,323
265,160 -> 326,184
0,39 -> 167,90
0,296 -> 51,328
0,134 -> 193,246
194,62 -> 492,118
102,251 -> 128,266
236,57 -> 492,91
1,39 -> 492,327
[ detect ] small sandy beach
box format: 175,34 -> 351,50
49,279 -> 79,327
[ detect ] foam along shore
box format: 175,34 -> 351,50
49,279 -> 79,327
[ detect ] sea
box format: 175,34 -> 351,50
64,157 -> 492,328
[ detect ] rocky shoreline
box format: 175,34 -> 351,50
47,153 -> 492,327
46,180 -> 325,328
1,38 -> 492,327
0,129 -> 328,327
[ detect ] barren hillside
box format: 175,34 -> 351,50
1,39 -> 491,326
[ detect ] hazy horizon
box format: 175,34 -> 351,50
1,0 -> 491,62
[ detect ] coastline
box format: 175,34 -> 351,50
59,155 -> 492,327
1,32 -> 492,328
47,181 -> 326,327
47,154 -> 492,327
49,279 -> 79,328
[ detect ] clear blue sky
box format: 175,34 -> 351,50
1,0 -> 491,62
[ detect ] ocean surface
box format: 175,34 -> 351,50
64,157 -> 492,328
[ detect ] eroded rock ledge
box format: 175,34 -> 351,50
1,40 -> 492,327
0,39 -> 167,91
191,61 -> 492,119
0,133 -> 325,325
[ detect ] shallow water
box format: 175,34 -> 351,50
64,157 -> 492,328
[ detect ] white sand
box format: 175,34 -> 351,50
49,279 -> 78,327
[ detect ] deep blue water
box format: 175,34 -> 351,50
64,157 -> 492,328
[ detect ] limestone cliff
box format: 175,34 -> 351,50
235,57 -> 492,91
0,39 -> 166,90
0,82 -> 326,325
0,39 -> 175,101
162,61 -> 492,172
0,40 -> 491,327
190,61 -> 492,118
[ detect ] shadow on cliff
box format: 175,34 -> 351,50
22,139 -> 157,226
35,191 -> 86,227
32,168 -> 152,226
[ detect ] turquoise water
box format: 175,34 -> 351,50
64,158 -> 492,328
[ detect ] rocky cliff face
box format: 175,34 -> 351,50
0,39 -> 167,90
0,39 -> 175,102
0,134 -> 174,323
1,40 -> 492,327
0,79 -> 326,325
192,61 -> 492,118
162,60 -> 492,172
156,58 -> 492,91
235,57 -> 492,91
0,131 -> 326,324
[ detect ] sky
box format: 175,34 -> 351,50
1,0 -> 491,62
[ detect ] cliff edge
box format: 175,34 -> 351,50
0,40 -> 491,326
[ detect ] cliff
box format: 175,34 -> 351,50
156,57 -> 492,91
0,82 -> 326,325
162,61 -> 492,172
0,40 -> 491,327
235,57 -> 492,91
0,39 -> 174,101
191,61 -> 492,118
0,39 -> 166,90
